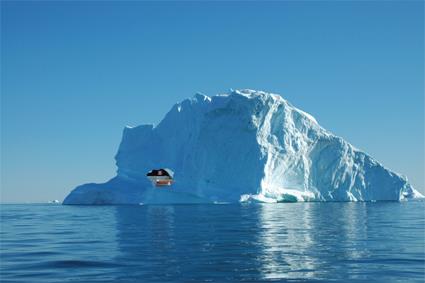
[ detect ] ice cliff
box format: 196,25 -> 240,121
63,89 -> 423,204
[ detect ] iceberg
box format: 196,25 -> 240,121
63,89 -> 423,204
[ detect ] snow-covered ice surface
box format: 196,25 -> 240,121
63,90 -> 423,204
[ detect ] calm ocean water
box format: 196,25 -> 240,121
1,202 -> 424,282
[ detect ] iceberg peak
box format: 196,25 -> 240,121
193,92 -> 211,102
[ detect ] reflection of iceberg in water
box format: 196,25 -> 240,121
256,203 -> 318,280
256,203 -> 370,281
111,203 -> 380,281
143,206 -> 176,260
337,203 -> 370,261
112,205 -> 179,280
112,205 -> 265,281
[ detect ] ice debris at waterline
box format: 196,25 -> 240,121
63,90 -> 423,204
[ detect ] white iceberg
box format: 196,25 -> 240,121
63,89 -> 423,204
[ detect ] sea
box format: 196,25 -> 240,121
1,201 -> 424,282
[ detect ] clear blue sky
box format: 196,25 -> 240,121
1,1 -> 424,202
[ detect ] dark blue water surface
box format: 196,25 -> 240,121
1,202 -> 424,282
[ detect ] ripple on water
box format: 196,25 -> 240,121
0,202 -> 424,282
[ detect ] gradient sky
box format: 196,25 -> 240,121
1,1 -> 424,202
